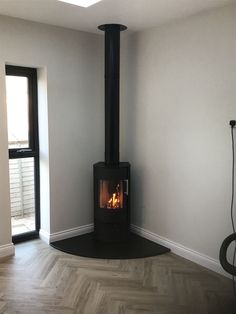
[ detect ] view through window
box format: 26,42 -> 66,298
6,66 -> 40,242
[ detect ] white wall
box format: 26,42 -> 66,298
0,63 -> 12,246
121,4 -> 236,261
0,15 -> 103,246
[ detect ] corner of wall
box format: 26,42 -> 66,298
0,243 -> 15,259
38,67 -> 51,236
0,63 -> 13,247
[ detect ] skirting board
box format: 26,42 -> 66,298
131,224 -> 230,279
40,224 -> 94,244
41,223 -> 229,279
0,243 -> 15,259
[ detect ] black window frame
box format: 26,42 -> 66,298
6,65 -> 39,158
6,65 -> 40,243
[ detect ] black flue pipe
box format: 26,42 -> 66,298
98,24 -> 127,165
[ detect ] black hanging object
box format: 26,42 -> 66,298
220,233 -> 236,276
219,121 -> 236,278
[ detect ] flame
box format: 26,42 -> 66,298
107,184 -> 120,209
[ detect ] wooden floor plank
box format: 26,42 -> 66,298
0,239 -> 235,314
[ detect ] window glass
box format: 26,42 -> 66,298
9,157 -> 36,236
99,180 -> 123,209
6,76 -> 29,149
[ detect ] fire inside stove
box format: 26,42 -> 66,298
107,184 -> 120,208
99,180 -> 123,209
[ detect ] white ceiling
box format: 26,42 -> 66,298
0,0 -> 234,34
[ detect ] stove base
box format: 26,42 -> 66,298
51,232 -> 170,259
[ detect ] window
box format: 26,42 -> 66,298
6,65 -> 40,243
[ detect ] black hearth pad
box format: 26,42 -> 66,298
50,232 -> 170,259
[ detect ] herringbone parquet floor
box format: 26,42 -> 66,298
0,239 -> 235,314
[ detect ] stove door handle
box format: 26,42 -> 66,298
124,180 -> 129,195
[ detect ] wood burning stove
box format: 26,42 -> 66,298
94,162 -> 130,242
94,24 -> 130,242
51,24 -> 170,259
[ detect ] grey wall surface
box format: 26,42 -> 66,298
121,4 -> 236,261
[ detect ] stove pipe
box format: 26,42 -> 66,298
98,24 -> 127,165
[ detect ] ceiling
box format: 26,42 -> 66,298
0,0 -> 234,34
